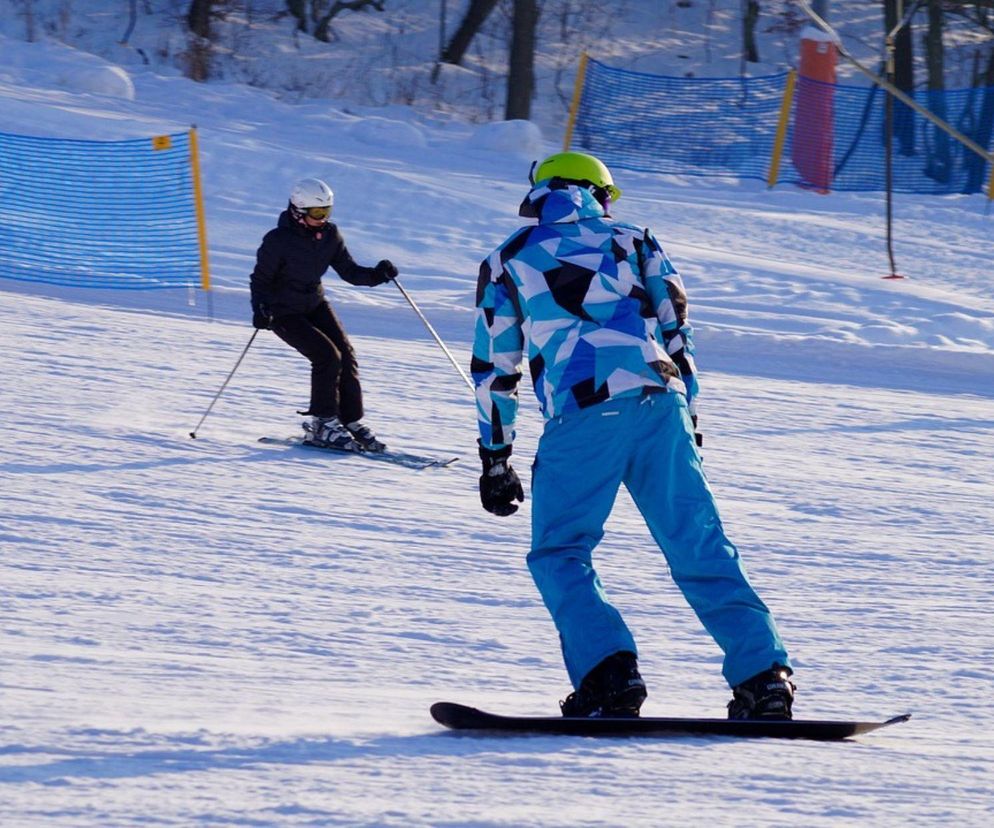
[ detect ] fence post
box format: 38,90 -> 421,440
189,125 -> 211,291
562,52 -> 589,151
767,70 -> 797,188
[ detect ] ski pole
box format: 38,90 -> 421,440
393,279 -> 475,393
189,329 -> 259,439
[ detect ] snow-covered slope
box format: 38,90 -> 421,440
2,17 -> 994,828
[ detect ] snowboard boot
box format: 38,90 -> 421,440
560,651 -> 647,718
727,664 -> 795,720
346,420 -> 386,452
303,415 -> 360,451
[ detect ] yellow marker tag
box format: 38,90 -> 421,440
151,135 -> 172,151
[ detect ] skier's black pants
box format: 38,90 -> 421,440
271,301 -> 363,423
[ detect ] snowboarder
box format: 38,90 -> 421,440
471,151 -> 795,719
250,177 -> 398,452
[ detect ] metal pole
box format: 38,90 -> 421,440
189,329 -> 259,438
393,279 -> 475,392
884,15 -> 899,278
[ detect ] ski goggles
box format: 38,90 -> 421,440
304,205 -> 331,220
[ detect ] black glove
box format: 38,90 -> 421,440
479,442 -> 524,516
692,414 -> 703,448
374,259 -> 398,283
251,300 -> 271,330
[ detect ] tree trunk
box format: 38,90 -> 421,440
185,0 -> 215,81
884,0 -> 916,155
743,1 -> 760,64
505,0 -> 538,121
923,1 -> 945,94
286,0 -> 308,32
440,0 -> 499,66
964,45 -> 994,193
187,0 -> 212,39
923,0 -> 951,181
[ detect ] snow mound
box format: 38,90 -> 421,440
59,64 -> 135,100
346,116 -> 426,148
470,119 -> 544,157
0,34 -> 135,101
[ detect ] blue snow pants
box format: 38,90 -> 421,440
527,391 -> 791,690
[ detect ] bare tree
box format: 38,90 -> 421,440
185,0 -> 218,81
922,0 -> 950,180
14,0 -> 38,42
187,0 -> 213,39
505,0 -> 538,120
286,0 -> 385,43
883,0 -> 916,155
943,1 -> 994,191
743,0 -> 760,63
438,0 -> 499,66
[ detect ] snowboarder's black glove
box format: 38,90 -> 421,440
478,442 -> 524,517
374,259 -> 398,283
252,300 -> 271,330
692,415 -> 703,448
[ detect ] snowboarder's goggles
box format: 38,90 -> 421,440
304,206 -> 330,219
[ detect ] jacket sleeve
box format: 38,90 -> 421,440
471,251 -> 524,451
249,230 -> 281,312
326,225 -> 383,287
640,228 -> 699,409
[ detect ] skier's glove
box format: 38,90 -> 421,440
478,442 -> 525,516
692,415 -> 703,448
252,301 -> 272,330
374,259 -> 398,283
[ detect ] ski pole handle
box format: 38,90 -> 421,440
189,329 -> 259,439
393,279 -> 475,393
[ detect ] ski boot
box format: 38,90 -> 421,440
560,651 -> 647,718
303,415 -> 361,451
346,420 -> 386,452
727,664 -> 795,720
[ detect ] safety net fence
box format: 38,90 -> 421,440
571,57 -> 994,196
0,129 -> 207,289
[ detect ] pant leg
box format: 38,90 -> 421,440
623,393 -> 791,688
307,302 -> 363,424
528,400 -> 638,689
271,308 -> 344,418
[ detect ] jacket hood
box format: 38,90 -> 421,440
518,181 -> 608,224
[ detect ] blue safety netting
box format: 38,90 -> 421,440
571,57 -> 994,196
0,130 -> 204,289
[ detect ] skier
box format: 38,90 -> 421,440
250,177 -> 398,452
471,151 -> 795,719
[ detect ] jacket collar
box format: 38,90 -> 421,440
518,181 -> 607,224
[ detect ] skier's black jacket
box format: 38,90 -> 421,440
250,209 -> 386,319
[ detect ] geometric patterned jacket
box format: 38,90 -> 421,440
472,180 -> 699,451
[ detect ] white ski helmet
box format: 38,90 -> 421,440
289,178 -> 334,211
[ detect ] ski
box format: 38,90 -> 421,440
258,437 -> 458,470
430,702 -> 910,741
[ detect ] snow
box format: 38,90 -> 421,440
2,5 -> 994,827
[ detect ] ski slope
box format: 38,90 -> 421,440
2,30 -> 994,827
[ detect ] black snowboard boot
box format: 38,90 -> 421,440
727,664 -> 795,720
560,651 -> 647,718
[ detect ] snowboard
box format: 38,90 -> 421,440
258,436 -> 458,470
430,702 -> 910,741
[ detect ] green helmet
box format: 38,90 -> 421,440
531,151 -> 621,202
